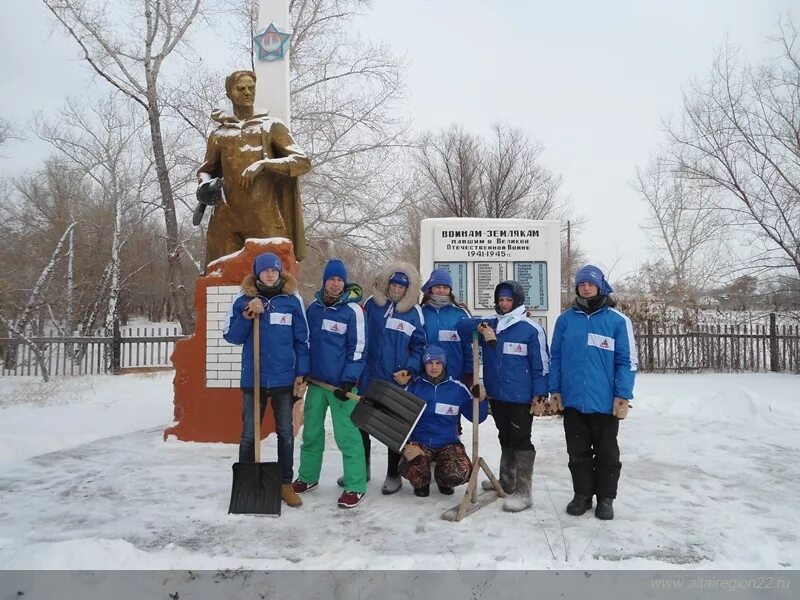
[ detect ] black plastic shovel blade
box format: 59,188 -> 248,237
350,379 -> 426,452
229,461 -> 282,516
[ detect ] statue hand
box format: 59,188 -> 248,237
240,160 -> 266,188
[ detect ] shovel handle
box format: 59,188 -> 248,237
307,377 -> 361,401
253,313 -> 261,463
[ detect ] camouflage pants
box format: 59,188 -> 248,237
398,442 -> 472,490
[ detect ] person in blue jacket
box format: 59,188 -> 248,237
420,269 -> 472,383
399,345 -> 488,497
292,258 -> 368,509
362,261 -> 426,495
223,252 -> 310,508
457,280 -> 549,513
548,264 -> 637,521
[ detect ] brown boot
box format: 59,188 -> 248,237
281,483 -> 303,508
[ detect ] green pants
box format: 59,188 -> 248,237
297,384 -> 367,493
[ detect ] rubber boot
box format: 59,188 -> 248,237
381,474 -> 402,495
595,497 -> 614,520
503,450 -> 535,513
413,484 -> 430,497
566,493 -> 593,516
482,447 -> 516,493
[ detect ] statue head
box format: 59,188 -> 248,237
225,70 -> 257,108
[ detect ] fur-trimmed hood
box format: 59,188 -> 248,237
241,271 -> 298,297
370,261 -> 421,313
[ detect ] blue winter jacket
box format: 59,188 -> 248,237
306,284 -> 367,386
223,274 -> 310,389
457,305 -> 550,403
362,297 -> 426,390
421,302 -> 472,380
548,302 -> 638,414
406,374 -> 488,449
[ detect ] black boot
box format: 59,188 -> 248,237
503,450 -> 535,513
595,497 -> 614,520
566,493 -> 593,516
437,483 -> 454,495
414,484 -> 430,497
482,447 -> 516,493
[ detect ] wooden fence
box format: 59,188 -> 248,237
634,315 -> 800,373
0,325 -> 183,378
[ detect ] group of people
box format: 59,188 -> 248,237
223,253 -> 637,520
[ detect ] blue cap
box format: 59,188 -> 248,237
389,272 -> 409,287
322,258 -> 347,284
497,283 -> 514,299
575,264 -> 613,295
422,268 -> 453,293
254,252 -> 282,276
422,344 -> 447,366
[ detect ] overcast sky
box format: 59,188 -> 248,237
1,0 -> 796,280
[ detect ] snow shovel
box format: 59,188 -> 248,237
229,312 -> 282,516
442,331 -> 506,522
307,378 -> 426,453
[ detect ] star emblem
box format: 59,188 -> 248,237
253,22 -> 292,62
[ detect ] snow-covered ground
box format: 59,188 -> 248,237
0,372 -> 798,570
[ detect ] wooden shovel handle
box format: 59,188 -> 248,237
253,313 -> 261,463
307,377 -> 361,401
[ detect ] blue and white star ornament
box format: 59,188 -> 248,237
253,22 -> 292,62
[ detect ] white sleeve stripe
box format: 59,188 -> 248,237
295,292 -> 310,348
223,293 -> 245,335
414,304 -> 425,325
524,318 -> 550,375
349,302 -> 366,361
610,308 -> 638,371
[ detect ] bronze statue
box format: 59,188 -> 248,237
196,70 -> 311,264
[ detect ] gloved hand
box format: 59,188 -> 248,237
334,382 -> 356,401
477,322 -> 497,347
402,443 -> 425,461
293,376 -> 307,401
530,396 -> 547,416
470,383 -> 486,402
393,369 -> 412,385
243,298 -> 264,319
548,392 -> 564,413
613,397 -> 631,419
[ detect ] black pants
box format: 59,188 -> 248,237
357,427 -> 400,476
489,399 -> 535,451
563,407 -> 620,499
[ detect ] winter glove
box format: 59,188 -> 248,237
402,444 -> 425,461
470,383 -> 486,402
243,298 -> 264,319
548,392 -> 564,413
613,397 -> 631,420
334,382 -> 357,401
292,376 -> 307,401
530,396 -> 547,416
393,369 -> 412,386
477,322 -> 497,347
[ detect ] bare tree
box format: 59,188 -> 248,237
0,117 -> 20,149
634,153 -> 727,304
413,123 -> 563,221
669,23 -> 800,280
42,0 -> 205,333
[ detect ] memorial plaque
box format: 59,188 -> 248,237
473,262 -> 507,309
514,262 -> 548,310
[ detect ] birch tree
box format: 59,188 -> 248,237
42,0 -> 206,333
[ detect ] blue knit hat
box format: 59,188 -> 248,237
322,258 -> 347,284
422,344 -> 447,366
497,283 -> 514,299
575,264 -> 613,295
422,268 -> 453,293
254,252 -> 282,276
389,271 -> 409,288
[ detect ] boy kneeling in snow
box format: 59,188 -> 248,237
398,345 -> 488,497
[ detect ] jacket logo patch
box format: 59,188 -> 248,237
502,342 -> 528,356
439,330 -> 460,342
322,319 -> 347,334
435,403 -> 459,416
386,317 -> 414,337
270,313 -> 292,325
587,333 -> 615,351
